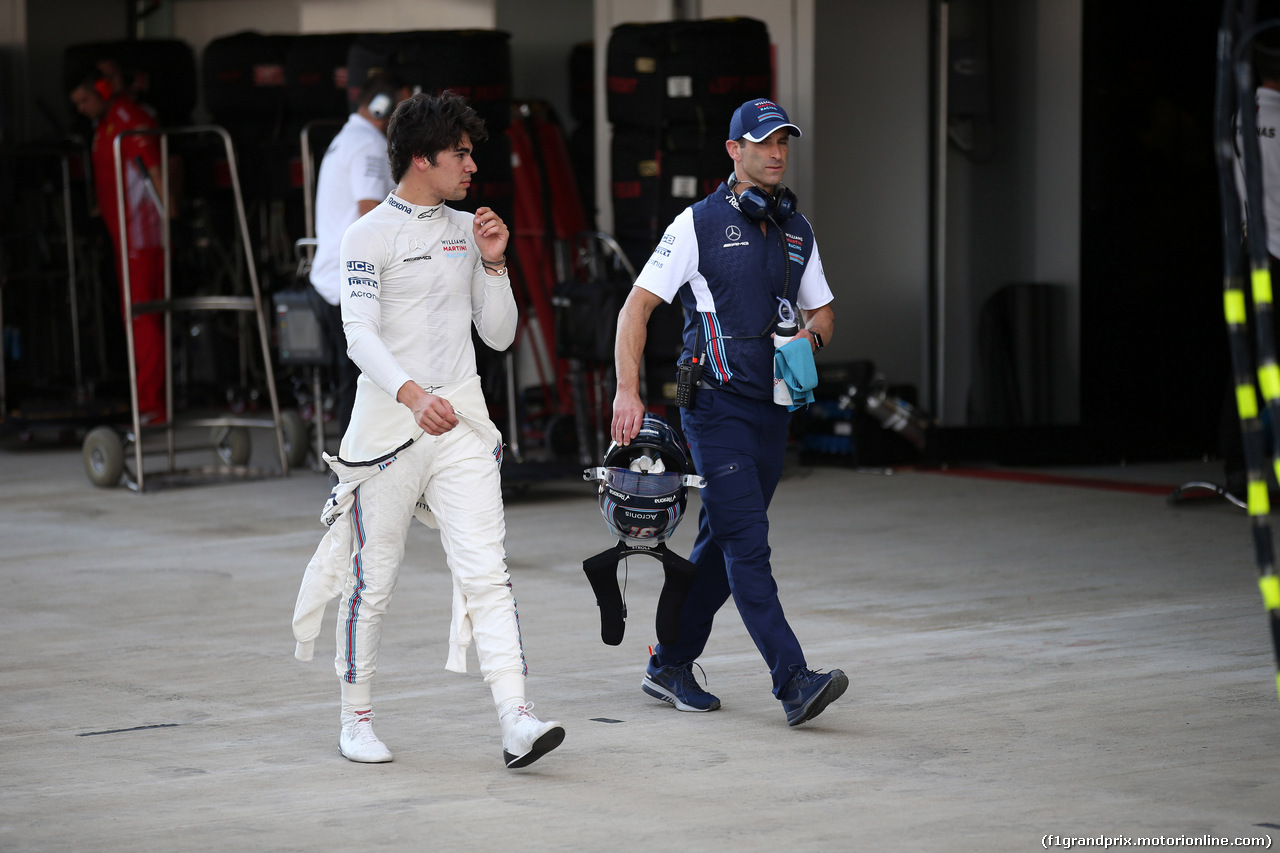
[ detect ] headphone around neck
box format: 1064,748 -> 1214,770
729,174 -> 797,225
724,174 -> 796,337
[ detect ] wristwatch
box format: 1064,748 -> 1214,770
810,331 -> 824,351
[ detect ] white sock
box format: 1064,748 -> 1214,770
340,680 -> 373,718
491,670 -> 527,718
497,698 -> 526,719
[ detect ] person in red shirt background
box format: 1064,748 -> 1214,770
69,68 -> 167,423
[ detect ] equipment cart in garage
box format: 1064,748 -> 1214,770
80,125 -> 297,491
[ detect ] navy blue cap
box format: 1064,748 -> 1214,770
728,98 -> 802,142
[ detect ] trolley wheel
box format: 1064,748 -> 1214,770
83,426 -> 125,488
212,426 -> 252,467
280,409 -> 310,469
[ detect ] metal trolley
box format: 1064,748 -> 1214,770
81,124 -> 292,491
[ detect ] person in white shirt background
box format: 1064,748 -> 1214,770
308,73 -> 404,438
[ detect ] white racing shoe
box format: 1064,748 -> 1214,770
501,703 -> 565,769
339,709 -> 393,763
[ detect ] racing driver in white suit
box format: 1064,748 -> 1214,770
318,91 -> 564,769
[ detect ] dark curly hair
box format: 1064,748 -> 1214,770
387,91 -> 488,183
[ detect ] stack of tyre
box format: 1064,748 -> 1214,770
201,29 -> 514,274
202,30 -> 354,280
346,30 -> 515,227
606,17 -> 772,402
606,17 -> 772,269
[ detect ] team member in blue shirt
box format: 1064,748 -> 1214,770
611,98 -> 847,727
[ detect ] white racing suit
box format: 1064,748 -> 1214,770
292,191 -> 523,715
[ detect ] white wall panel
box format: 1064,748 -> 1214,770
814,0 -> 930,388
172,0 -> 299,64
299,0 -> 494,32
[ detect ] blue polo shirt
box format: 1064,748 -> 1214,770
634,182 -> 834,401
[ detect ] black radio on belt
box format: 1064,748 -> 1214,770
675,356 -> 703,408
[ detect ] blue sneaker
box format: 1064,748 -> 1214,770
641,655 -> 721,712
779,666 -> 848,726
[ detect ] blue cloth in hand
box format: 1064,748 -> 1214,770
774,338 -> 818,411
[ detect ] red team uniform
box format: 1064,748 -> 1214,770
90,95 -> 166,420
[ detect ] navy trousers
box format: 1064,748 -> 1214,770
654,389 -> 806,695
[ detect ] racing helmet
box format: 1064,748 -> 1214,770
585,413 -> 705,546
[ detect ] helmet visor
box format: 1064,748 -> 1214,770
603,467 -> 683,498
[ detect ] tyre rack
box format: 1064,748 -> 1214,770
0,142 -> 109,426
106,124 -> 289,491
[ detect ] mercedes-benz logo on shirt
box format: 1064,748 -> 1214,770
403,236 -> 432,263
725,225 -> 741,241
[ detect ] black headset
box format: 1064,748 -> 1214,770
729,174 -> 797,225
